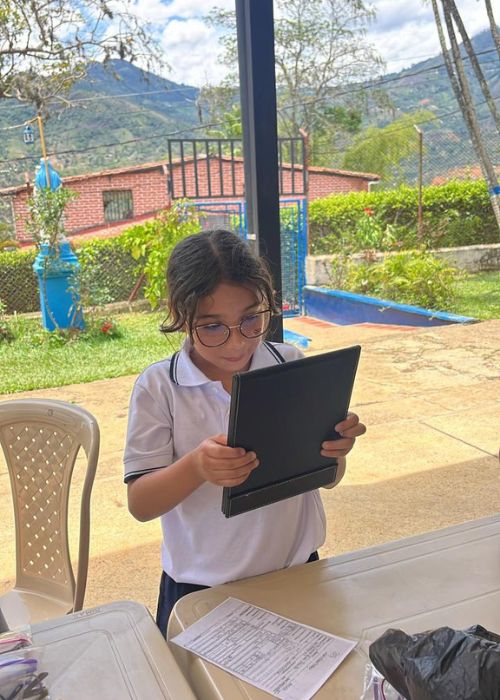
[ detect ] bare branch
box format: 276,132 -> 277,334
0,0 -> 166,110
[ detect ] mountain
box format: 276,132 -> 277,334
354,28 -> 499,183
0,28 -> 498,192
0,60 -> 200,189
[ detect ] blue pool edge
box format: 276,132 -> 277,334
304,286 -> 478,327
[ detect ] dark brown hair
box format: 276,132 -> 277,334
160,229 -> 279,335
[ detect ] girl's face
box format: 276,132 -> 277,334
190,282 -> 267,384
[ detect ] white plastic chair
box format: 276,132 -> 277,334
0,398 -> 99,627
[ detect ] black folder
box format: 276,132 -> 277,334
222,344 -> 361,517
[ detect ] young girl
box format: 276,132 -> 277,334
124,228 -> 366,635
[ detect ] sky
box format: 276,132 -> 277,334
131,0 -> 493,87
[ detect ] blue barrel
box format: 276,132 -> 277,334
33,239 -> 85,331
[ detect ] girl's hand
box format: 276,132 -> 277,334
193,434 -> 259,487
321,412 -> 366,459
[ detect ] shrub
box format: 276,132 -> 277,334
74,235 -> 144,306
335,249 -> 463,311
0,234 -> 143,315
0,239 -> 20,251
121,203 -> 200,309
25,188 -> 77,247
309,180 -> 497,254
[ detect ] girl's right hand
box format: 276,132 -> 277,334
193,434 -> 259,487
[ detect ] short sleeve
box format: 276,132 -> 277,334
124,380 -> 174,483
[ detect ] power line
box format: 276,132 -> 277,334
0,83 -> 199,112
1,45 -> 497,166
277,50 -> 498,115
312,96 -> 500,155
0,46 -> 496,119
0,121 -> 220,165
2,91 -> 498,167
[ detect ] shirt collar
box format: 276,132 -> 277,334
172,339 -> 283,387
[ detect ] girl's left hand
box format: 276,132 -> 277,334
320,411 -> 366,459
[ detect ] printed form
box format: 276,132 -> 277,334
170,597 -> 356,700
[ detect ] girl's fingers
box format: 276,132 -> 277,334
322,437 -> 354,452
209,443 -> 246,460
212,462 -> 259,486
206,440 -> 256,465
208,457 -> 259,479
321,448 -> 351,458
339,424 -> 366,438
334,416 -> 367,438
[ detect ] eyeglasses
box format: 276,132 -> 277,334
193,309 -> 272,347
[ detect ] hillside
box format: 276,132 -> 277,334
329,28 -> 499,184
0,61 -> 200,189
0,28 -> 498,192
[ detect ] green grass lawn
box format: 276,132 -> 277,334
452,271 -> 500,320
1,272 -> 498,394
0,312 -> 182,394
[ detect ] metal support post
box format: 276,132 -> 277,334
236,0 -> 283,341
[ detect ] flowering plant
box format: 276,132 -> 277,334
97,317 -> 121,339
25,188 -> 77,249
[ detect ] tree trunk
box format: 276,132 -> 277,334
431,0 -> 500,232
446,0 -> 500,132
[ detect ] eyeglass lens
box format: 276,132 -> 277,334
195,310 -> 271,347
240,311 -> 270,338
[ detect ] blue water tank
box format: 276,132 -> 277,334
33,239 -> 85,331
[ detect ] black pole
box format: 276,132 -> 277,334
235,0 -> 283,342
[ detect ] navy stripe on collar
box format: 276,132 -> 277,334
170,342 -> 285,387
264,341 -> 286,364
169,351 -> 180,385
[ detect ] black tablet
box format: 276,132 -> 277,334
222,344 -> 361,517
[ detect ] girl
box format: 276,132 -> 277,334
124,229 -> 366,635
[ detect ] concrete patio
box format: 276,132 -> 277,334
0,317 -> 498,616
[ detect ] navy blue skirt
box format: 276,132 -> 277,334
156,550 -> 320,637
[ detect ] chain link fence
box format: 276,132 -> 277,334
374,125 -> 500,190
0,238 -> 144,316
1,123 -> 498,317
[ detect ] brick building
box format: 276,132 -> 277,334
1,157 -> 380,243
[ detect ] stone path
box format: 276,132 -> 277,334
0,318 -> 498,615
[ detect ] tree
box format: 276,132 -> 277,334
197,85 -> 244,137
310,104 -> 363,166
0,0 -> 164,111
429,0 -> 500,231
342,111 -> 435,184
205,0 -> 381,142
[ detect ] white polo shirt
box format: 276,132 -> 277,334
124,339 -> 327,586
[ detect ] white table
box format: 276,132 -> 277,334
30,600 -> 197,699
168,515 -> 500,699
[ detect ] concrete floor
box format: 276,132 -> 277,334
0,317 -> 498,617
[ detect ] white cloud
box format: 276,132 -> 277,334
126,0 -> 234,85
160,17 -> 227,85
367,0 -> 492,71
164,0 -> 233,18
138,0 -> 495,86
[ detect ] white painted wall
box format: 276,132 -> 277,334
306,244 -> 500,286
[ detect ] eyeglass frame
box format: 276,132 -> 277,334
192,309 -> 273,347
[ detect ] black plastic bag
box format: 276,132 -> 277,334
369,625 -> 500,700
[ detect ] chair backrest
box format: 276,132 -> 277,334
0,399 -> 99,612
